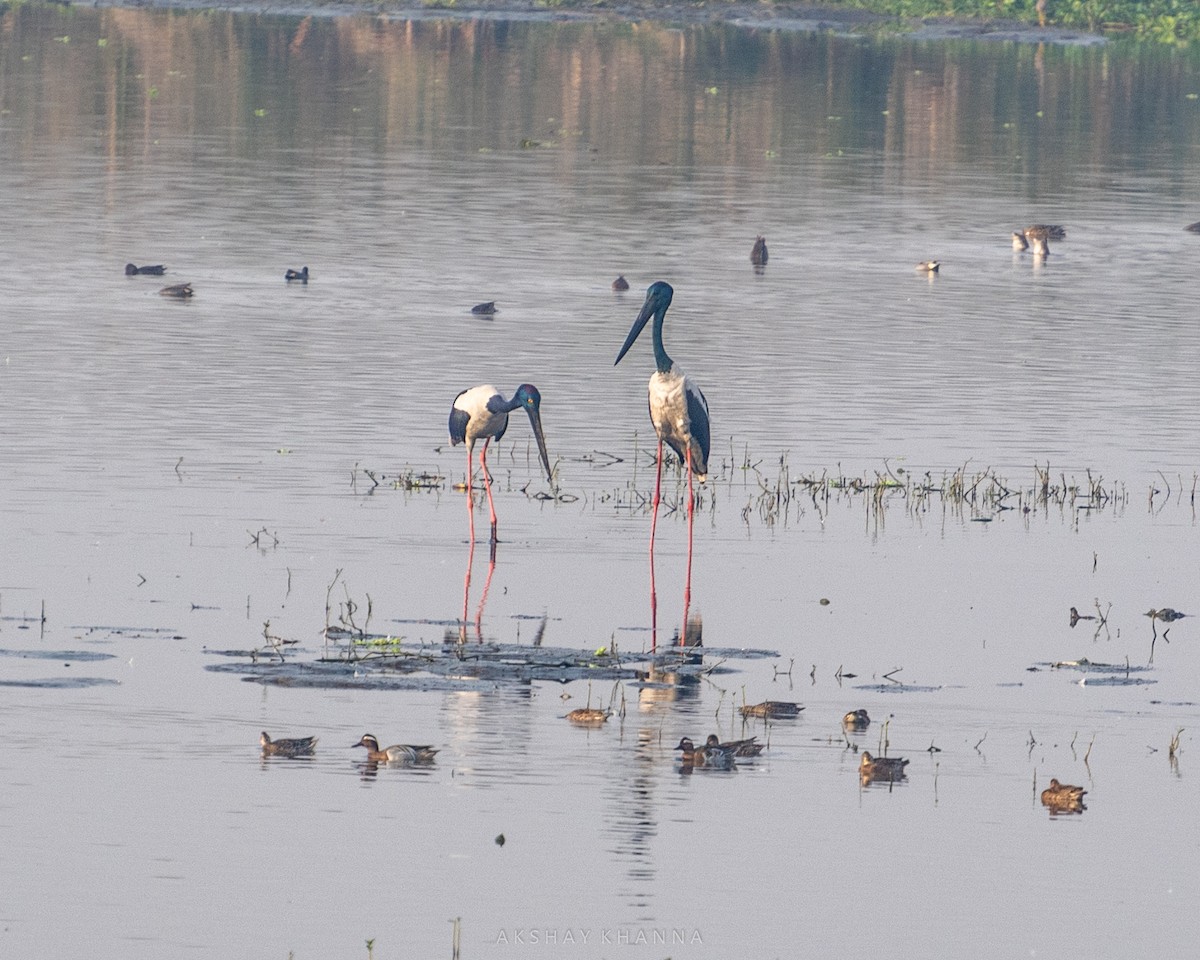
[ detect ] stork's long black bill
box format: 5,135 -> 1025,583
525,407 -> 554,488
614,297 -> 655,366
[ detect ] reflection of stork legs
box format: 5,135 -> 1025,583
461,537 -> 497,644
475,552 -> 496,639
648,439 -> 664,651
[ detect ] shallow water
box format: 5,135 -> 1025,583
2,6 -> 1200,959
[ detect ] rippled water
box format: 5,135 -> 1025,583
3,6 -> 1200,959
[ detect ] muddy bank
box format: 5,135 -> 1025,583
91,0 -> 1106,45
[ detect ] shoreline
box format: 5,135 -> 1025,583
87,0 -> 1108,46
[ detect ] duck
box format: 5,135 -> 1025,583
739,700 -> 804,719
351,734 -> 438,764
612,275 -> 630,291
1025,224 -> 1066,240
750,235 -> 768,266
1185,221 -> 1200,233
859,751 -> 909,782
1024,228 -> 1051,256
260,731 -> 318,757
1145,608 -> 1187,622
566,707 -> 611,725
125,263 -> 166,275
471,301 -> 498,315
674,737 -> 736,768
1040,778 -> 1087,807
842,709 -> 871,730
285,266 -> 309,282
705,734 -> 763,757
159,282 -> 194,298
915,260 -> 940,273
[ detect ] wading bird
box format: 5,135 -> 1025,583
614,281 -> 710,646
449,384 -> 553,545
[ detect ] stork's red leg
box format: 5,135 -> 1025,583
480,438 -> 499,543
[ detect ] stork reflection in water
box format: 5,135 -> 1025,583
614,281 -> 710,646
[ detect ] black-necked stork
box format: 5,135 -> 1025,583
448,383 -> 553,545
614,281 -> 710,646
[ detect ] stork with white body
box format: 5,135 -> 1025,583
448,383 -> 552,545
614,281 -> 710,645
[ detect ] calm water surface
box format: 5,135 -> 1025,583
2,6 -> 1200,959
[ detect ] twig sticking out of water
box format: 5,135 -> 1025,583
247,526 -> 279,549
260,619 -> 294,663
974,732 -> 987,753
1084,734 -> 1095,766
451,918 -> 461,960
323,568 -> 343,649
1169,728 -> 1183,761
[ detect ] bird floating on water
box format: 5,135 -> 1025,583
449,383 -> 553,545
750,235 -> 768,266
675,737 -> 737,769
612,275 -> 630,291
842,709 -> 871,730
705,734 -> 764,757
915,260 -> 940,273
285,266 -> 309,282
352,734 -> 439,764
471,301 -> 498,315
159,282 -> 193,298
1146,608 -> 1187,623
1024,227 -> 1051,256
739,700 -> 804,719
1040,778 -> 1087,811
615,281 -> 711,647
859,751 -> 909,783
1025,224 -> 1066,240
260,731 -> 318,757
566,708 -> 611,725
125,263 -> 166,276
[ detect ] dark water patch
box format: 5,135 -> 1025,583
1042,658 -> 1153,674
1077,676 -> 1157,687
852,683 -> 947,694
71,625 -> 185,640
698,646 -> 780,659
205,659 -> 489,691
0,677 -> 120,689
0,648 -> 117,662
206,638 -> 765,688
